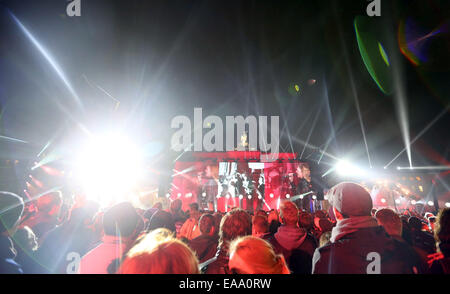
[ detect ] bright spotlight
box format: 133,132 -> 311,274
381,198 -> 386,203
286,194 -> 290,199
177,193 -> 182,197
202,192 -> 206,197
335,160 -> 367,178
427,201 -> 434,206
239,194 -> 243,199
166,193 -> 170,198
446,203 -> 450,208
411,200 -> 416,205
248,195 -> 252,199
258,195 -> 262,200
270,193 -> 274,198
74,133 -> 144,207
312,195 -> 317,200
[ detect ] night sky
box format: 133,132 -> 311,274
0,0 -> 449,192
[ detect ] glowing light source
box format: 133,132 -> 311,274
395,199 -> 401,204
335,160 -> 367,178
270,193 -> 274,198
248,195 -> 252,200
239,195 -> 243,200
381,198 -> 386,203
312,195 -> 317,200
411,200 -> 416,205
427,201 -> 434,206
74,133 -> 144,207
446,203 -> 450,208
286,194 -> 290,199
258,195 -> 262,200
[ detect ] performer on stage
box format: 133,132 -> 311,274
296,163 -> 314,212
201,165 -> 218,212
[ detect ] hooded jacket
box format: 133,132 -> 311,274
267,225 -> 317,273
312,226 -> 425,274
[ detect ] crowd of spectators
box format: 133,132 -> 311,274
1,181 -> 449,274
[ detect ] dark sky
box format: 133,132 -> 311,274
0,0 -> 449,177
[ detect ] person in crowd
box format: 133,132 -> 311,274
11,226 -> 40,274
375,208 -> 404,242
170,199 -> 187,236
400,215 -> 413,244
228,236 -> 290,274
319,231 -> 332,247
212,212 -> 223,237
267,201 -> 317,274
79,202 -> 141,274
428,208 -> 450,274
408,216 -> 436,262
428,216 -> 436,233
0,192 -> 25,274
252,215 -> 271,239
268,209 -> 281,235
189,213 -> 218,263
255,210 -> 267,219
21,191 -> 63,244
143,202 -> 164,227
35,200 -> 100,273
312,182 -> 424,274
147,210 -> 176,232
299,212 -> 316,237
202,208 -> 252,274
371,208 -> 378,217
313,218 -> 334,240
178,203 -> 202,240
117,228 -> 199,274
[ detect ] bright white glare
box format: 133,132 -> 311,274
446,203 -> 450,208
75,133 -> 144,207
395,199 -> 401,204
411,200 -> 417,205
248,195 -> 252,199
312,195 -> 317,200
335,160 -> 367,178
427,201 -> 434,206
270,193 -> 274,198
381,198 -> 386,203
286,194 -> 290,199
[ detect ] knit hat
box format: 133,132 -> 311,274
0,192 -> 24,233
327,182 -> 373,217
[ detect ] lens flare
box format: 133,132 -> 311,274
74,133 -> 144,207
